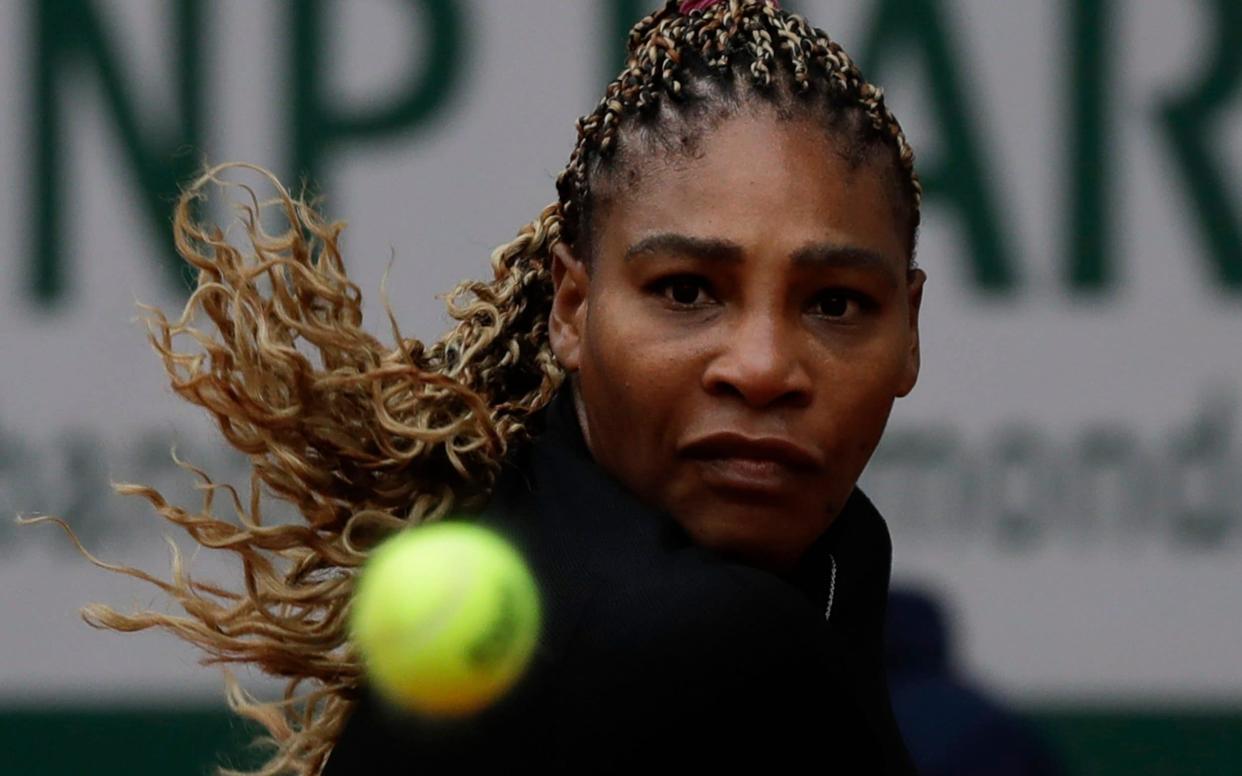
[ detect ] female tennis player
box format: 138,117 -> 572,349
59,1 -> 924,772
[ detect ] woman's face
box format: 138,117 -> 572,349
549,109 -> 924,572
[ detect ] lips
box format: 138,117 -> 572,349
679,432 -> 821,496
680,432 -> 822,470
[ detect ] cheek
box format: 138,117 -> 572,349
850,317 -> 915,386
579,301 -> 692,437
583,295 -> 701,396
813,341 -> 907,452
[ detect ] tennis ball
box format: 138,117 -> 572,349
349,521 -> 541,717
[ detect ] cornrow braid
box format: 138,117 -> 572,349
558,0 -> 921,263
42,3 -> 921,775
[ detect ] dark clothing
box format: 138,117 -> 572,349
886,589 -> 1065,776
889,674 -> 1064,776
325,388 -> 915,773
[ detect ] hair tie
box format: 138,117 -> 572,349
678,0 -> 779,14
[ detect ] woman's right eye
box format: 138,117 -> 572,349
654,275 -> 714,307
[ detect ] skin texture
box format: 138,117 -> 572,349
549,108 -> 925,573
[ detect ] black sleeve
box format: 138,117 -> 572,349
323,686 -> 544,773
323,574 -> 866,774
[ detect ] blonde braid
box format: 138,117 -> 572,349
29,3 -> 920,774
25,165 -> 567,776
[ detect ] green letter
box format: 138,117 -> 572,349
1066,0 -> 1114,293
1156,0 -> 1242,292
290,0 -> 465,190
859,0 -> 1019,294
31,0 -> 205,305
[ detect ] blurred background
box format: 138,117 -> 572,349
1,1 -> 1239,773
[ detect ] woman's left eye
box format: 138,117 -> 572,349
809,290 -> 867,319
654,276 -> 714,307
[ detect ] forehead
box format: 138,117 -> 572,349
592,111 -> 909,271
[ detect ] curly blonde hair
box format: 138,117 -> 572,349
34,2 -> 920,773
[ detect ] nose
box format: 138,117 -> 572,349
701,310 -> 813,409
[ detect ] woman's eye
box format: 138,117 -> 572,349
810,291 -> 865,319
657,277 -> 713,307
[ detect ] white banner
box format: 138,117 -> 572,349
1,0 -> 1239,705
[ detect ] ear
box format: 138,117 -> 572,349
896,267 -> 925,398
549,240 -> 591,372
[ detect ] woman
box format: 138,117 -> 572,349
67,0 -> 924,773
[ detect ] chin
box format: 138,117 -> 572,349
678,508 -> 806,571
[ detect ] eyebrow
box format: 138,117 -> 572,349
623,232 -> 898,285
624,233 -> 743,264
790,243 -> 895,277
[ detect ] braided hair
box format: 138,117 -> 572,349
43,2 -> 919,774
563,0 -> 921,264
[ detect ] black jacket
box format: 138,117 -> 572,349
325,388 -> 916,773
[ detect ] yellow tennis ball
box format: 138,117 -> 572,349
349,521 -> 541,717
